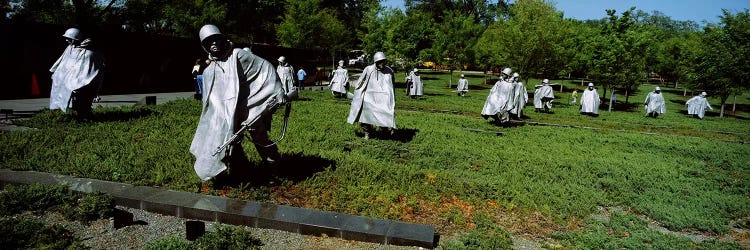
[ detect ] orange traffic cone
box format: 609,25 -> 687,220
31,73 -> 40,96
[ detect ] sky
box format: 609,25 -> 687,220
382,0 -> 750,24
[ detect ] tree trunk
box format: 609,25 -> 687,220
732,95 -> 737,113
449,69 -> 453,88
608,90 -> 614,112
624,88 -> 629,104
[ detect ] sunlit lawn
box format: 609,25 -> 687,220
1,69 -> 748,248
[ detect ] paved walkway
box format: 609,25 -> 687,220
0,92 -> 197,113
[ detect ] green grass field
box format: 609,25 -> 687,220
2,70 -> 749,248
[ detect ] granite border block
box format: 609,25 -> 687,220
386,220 -> 436,248
0,169 -> 437,248
298,210 -> 351,237
256,204 -> 312,233
340,216 -> 391,244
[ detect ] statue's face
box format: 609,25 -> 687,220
204,37 -> 230,58
376,60 -> 386,70
66,38 -> 76,46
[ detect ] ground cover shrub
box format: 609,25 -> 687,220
145,224 -> 263,250
0,217 -> 87,250
440,213 -> 513,249
0,183 -> 113,222
551,211 -> 741,249
143,236 -> 191,250
1,71 -> 749,247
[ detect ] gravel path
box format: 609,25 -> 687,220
17,206 -> 419,250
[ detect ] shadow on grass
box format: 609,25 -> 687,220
468,84 -> 492,90
353,127 -> 419,142
670,99 -> 687,105
676,109 -> 750,120
88,108 -> 158,122
216,152 -> 336,188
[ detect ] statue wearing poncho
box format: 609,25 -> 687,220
686,92 -> 713,119
190,25 -> 286,181
644,87 -> 666,118
580,83 -> 600,115
481,68 -> 515,124
406,68 -> 423,98
49,28 -> 104,115
347,52 -> 396,136
329,60 -> 349,97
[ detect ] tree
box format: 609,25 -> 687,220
689,9 -> 750,117
475,0 -> 567,81
559,19 -> 600,81
428,10 -> 484,87
589,8 -> 649,105
118,0 -> 226,38
1,1 -> 12,20
223,0 -> 286,44
9,0 -> 121,31
276,0 -> 348,50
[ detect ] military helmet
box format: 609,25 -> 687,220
62,28 -> 82,41
278,56 -> 286,63
199,24 -> 226,44
501,68 -> 512,76
512,73 -> 520,78
543,79 -> 549,84
373,51 -> 386,62
588,82 -> 594,87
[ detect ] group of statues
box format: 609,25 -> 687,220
48,24 -> 717,182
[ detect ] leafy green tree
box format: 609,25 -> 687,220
1,1 -> 9,20
589,8 -> 649,104
559,19 -> 600,81
475,0 -> 567,81
9,0 -> 121,31
223,0 -> 287,44
120,0 -> 225,38
320,0 -> 379,48
652,32 -> 701,88
276,0 -> 348,51
429,10 -> 484,87
360,5 -> 434,73
689,9 -> 750,117
406,0 -> 503,26
387,10 -> 434,70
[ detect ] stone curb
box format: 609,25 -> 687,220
0,169 -> 437,248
